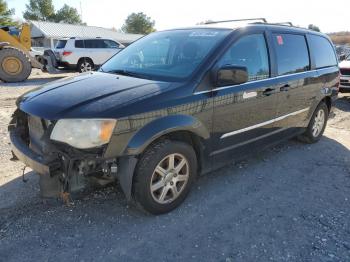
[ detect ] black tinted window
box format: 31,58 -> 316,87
273,34 -> 310,75
218,34 -> 270,81
56,40 -> 67,49
75,40 -> 84,48
308,35 -> 337,68
85,39 -> 105,48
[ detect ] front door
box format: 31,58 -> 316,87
210,33 -> 279,167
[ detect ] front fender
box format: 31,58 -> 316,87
124,114 -> 210,156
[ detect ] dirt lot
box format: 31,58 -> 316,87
0,71 -> 349,261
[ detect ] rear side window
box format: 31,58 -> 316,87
55,40 -> 67,49
75,40 -> 84,48
85,40 -> 105,48
217,34 -> 270,81
85,40 -> 95,48
308,35 -> 337,68
273,34 -> 310,75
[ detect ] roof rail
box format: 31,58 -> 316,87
204,18 -> 267,25
203,19 -> 302,29
272,22 -> 293,26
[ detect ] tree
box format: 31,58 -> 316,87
122,12 -> 155,34
0,0 -> 17,25
54,4 -> 82,24
308,24 -> 320,32
23,0 -> 82,24
23,0 -> 55,21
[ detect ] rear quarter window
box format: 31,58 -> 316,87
308,35 -> 337,69
273,34 -> 310,76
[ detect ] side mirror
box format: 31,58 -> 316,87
215,65 -> 248,87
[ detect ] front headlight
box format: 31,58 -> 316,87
50,119 -> 117,149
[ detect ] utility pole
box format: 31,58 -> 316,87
80,1 -> 83,21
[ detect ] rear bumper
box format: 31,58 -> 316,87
57,61 -> 76,69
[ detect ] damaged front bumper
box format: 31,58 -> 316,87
8,110 -> 137,201
10,129 -> 51,175
10,128 -> 67,198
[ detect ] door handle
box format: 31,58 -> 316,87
262,88 -> 275,96
280,84 -> 290,92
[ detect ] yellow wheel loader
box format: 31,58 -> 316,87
0,23 -> 58,83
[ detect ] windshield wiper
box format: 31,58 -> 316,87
104,69 -> 147,79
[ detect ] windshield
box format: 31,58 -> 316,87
100,29 -> 230,81
56,40 -> 67,49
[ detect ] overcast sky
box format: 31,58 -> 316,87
7,0 -> 350,33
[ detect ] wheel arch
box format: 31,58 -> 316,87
308,95 -> 332,123
124,114 -> 210,158
322,96 -> 332,113
142,129 -> 205,173
116,115 -> 209,201
77,57 -> 94,66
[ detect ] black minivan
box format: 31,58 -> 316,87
9,20 -> 339,214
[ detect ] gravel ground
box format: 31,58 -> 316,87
0,71 -> 349,261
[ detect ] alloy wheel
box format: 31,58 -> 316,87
312,109 -> 325,137
80,61 -> 92,72
150,153 -> 189,204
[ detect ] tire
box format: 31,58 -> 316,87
133,139 -> 197,215
298,102 -> 328,144
0,47 -> 32,82
77,58 -> 94,73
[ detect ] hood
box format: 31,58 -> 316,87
18,72 -> 172,119
339,60 -> 350,69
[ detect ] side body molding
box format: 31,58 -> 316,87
124,114 -> 210,156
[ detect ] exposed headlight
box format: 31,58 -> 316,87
50,119 -> 117,149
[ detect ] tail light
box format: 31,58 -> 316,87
62,51 -> 72,56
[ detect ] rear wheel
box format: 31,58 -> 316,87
298,102 -> 328,144
0,47 -> 32,82
133,139 -> 197,215
77,58 -> 93,73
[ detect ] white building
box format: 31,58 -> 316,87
30,21 -> 143,49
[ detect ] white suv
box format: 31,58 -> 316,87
53,38 -> 124,72
339,55 -> 350,93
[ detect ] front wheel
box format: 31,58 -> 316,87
298,102 -> 328,144
133,139 -> 197,215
